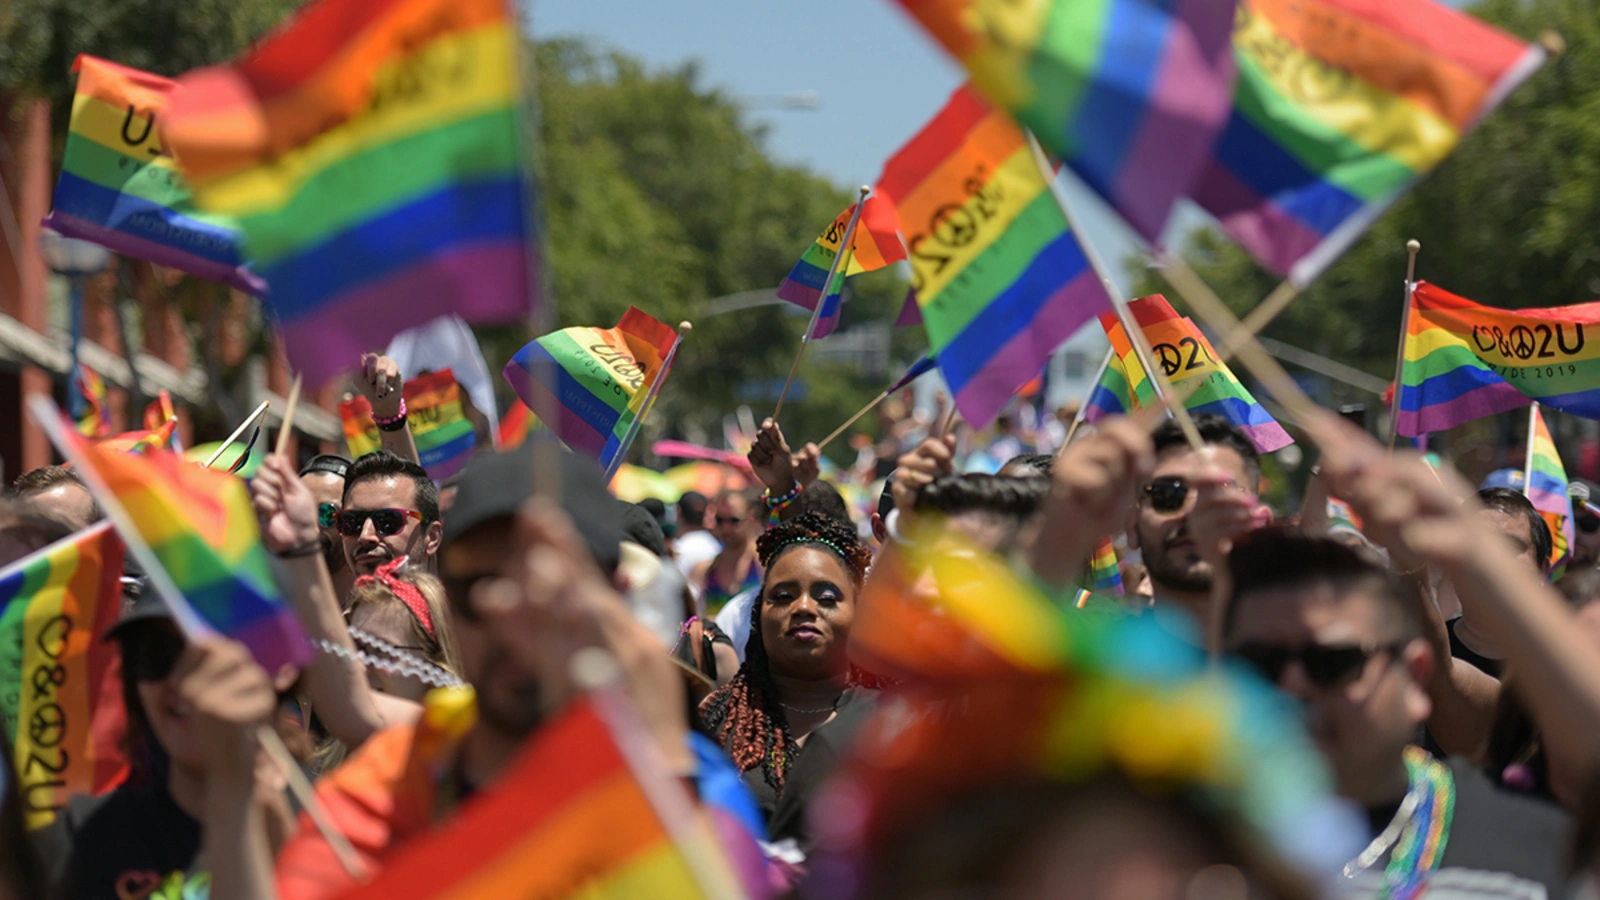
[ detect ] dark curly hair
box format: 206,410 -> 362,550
699,512 -> 873,795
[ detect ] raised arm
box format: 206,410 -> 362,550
358,353 -> 420,466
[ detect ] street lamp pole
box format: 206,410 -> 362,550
38,229 -> 112,422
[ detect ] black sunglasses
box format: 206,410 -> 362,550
336,507 -> 425,537
441,572 -> 494,624
122,624 -> 186,683
715,515 -> 744,526
1579,508 -> 1600,535
1142,476 -> 1191,514
318,502 -> 340,529
1230,641 -> 1406,690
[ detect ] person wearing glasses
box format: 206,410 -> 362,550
337,451 -> 442,578
299,454 -> 355,603
691,489 -> 763,616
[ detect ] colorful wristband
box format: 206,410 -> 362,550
373,398 -> 408,430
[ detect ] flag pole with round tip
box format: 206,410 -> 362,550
1388,240 -> 1422,449
773,185 -> 870,421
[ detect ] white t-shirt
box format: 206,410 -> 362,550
714,587 -> 759,663
674,529 -> 722,579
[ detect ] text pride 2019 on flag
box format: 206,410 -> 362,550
875,85 -> 1110,429
161,0 -> 534,386
1396,281 -> 1600,436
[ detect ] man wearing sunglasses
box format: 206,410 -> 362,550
339,450 -> 442,578
299,454 -> 355,602
1127,414 -> 1268,622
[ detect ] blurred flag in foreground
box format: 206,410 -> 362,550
877,85 -> 1110,429
75,365 -> 110,438
162,0 -> 535,385
0,523 -> 128,829
504,308 -> 681,471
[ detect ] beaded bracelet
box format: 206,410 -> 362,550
373,398 -> 408,431
764,483 -> 801,524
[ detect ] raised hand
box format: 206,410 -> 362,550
251,454 -> 320,555
890,434 -> 957,536
1029,417 -> 1154,589
748,418 -> 797,495
172,637 -> 279,777
358,353 -> 404,420
794,441 -> 822,489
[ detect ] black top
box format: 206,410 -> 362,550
732,687 -> 877,839
1446,616 -> 1504,679
1345,757 -> 1568,899
45,778 -> 206,900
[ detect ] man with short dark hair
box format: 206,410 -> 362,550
913,472 -> 1048,556
338,450 -> 441,576
299,454 -> 354,601
11,465 -> 101,531
672,490 -> 719,578
1448,488 -> 1553,678
1222,528 -> 1568,898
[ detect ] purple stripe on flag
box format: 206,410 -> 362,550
43,212 -> 265,295
951,273 -> 1107,428
1189,162 -> 1324,277
896,292 -> 923,327
278,243 -> 530,385
1395,381 -> 1529,437
1110,0 -> 1237,241
1528,486 -> 1568,511
232,607 -> 312,674
502,361 -> 611,461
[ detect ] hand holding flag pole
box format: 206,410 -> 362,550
773,185 -> 869,421
1387,240 -> 1422,449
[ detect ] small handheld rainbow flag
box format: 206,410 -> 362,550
1192,0 -> 1543,286
97,418 -> 179,456
43,56 -> 260,294
1396,282 -> 1600,436
1088,537 -> 1123,596
1084,295 -> 1292,452
141,391 -> 183,454
319,696 -> 741,899
496,399 -> 538,451
891,0 -> 1238,243
504,308 -> 681,472
0,523 -> 128,829
1525,404 -> 1574,576
341,369 -> 477,481
777,196 -> 906,339
876,85 -> 1111,429
74,365 -> 111,439
40,404 -> 307,673
161,0 -> 534,386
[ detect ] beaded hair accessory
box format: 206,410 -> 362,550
354,556 -> 435,639
771,535 -> 867,579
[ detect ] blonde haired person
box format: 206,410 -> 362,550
345,557 -> 463,701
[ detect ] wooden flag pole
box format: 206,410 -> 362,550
1026,133 -> 1204,451
604,322 -> 691,483
817,390 -> 891,453
773,185 -> 870,421
274,375 -> 303,458
256,724 -> 367,879
1059,345 -> 1115,454
1522,401 -> 1540,498
202,400 -> 271,469
1387,240 -> 1421,449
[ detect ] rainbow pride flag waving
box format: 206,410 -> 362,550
1084,295 -> 1292,453
1192,0 -> 1543,286
1396,282 -> 1600,436
44,56 -> 260,294
74,365 -> 111,439
0,523 -> 128,830
777,196 -> 906,339
877,85 -> 1110,429
891,0 -> 1238,243
342,369 -> 477,481
162,0 -> 534,386
1525,404 -> 1574,576
504,308 -> 681,472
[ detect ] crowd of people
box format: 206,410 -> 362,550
3,349 -> 1600,900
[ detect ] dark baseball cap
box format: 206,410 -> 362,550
299,454 -> 352,479
443,440 -> 623,575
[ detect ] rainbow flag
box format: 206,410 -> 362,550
43,56 -> 260,294
1084,295 -> 1292,452
184,427 -> 264,477
777,196 -> 906,339
0,523 -> 128,829
891,0 -> 1238,243
504,308 -> 680,471
876,85 -> 1110,429
341,369 -> 477,481
330,697 -> 737,899
161,0 -> 533,386
68,435 -> 306,672
1192,0 -> 1543,286
1089,536 -> 1123,596
74,365 -> 111,439
1396,282 -> 1600,436
496,399 -> 538,450
888,354 -> 937,395
97,418 -> 179,455
1526,405 -> 1574,576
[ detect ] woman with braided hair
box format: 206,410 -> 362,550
699,511 -> 879,831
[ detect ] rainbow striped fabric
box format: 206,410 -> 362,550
1192,0 -> 1543,286
496,399 -> 538,451
162,0 -> 533,386
342,369 -> 477,481
72,437 -> 306,672
98,418 -> 179,455
876,86 -> 1110,429
1526,405 -> 1574,576
504,308 -> 680,471
888,354 -> 938,396
331,697 -> 737,899
1084,295 -> 1292,452
44,56 -> 260,294
1396,282 -> 1600,436
777,196 -> 905,339
1089,537 -> 1123,596
0,523 -> 128,829
74,365 -> 110,439
892,0 -> 1238,243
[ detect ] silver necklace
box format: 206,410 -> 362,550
781,696 -> 841,715
1342,784 -> 1421,879
309,627 -> 463,689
